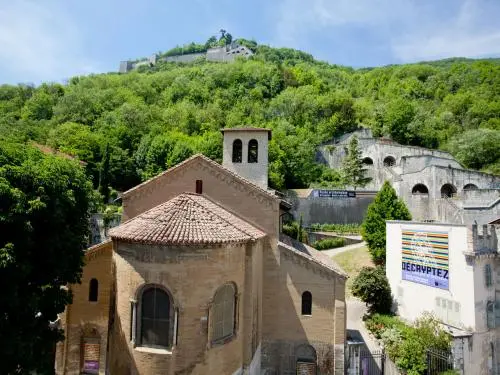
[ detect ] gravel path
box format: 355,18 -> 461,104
321,241 -> 367,257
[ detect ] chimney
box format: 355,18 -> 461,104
221,127 -> 271,190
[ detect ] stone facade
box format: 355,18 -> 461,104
318,129 -> 500,224
55,129 -> 347,374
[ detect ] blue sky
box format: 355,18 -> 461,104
1,0 -> 500,85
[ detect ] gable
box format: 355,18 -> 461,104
121,155 -> 279,235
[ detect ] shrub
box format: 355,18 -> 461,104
312,237 -> 346,250
309,223 -> 361,234
352,266 -> 392,314
282,221 -> 308,242
365,313 -> 452,375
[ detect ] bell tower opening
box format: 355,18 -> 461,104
221,127 -> 271,189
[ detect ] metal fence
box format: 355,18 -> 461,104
426,349 -> 454,375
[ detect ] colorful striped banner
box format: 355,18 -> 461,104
401,229 -> 449,290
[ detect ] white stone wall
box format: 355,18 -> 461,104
222,130 -> 269,189
386,222 -> 474,328
386,221 -> 500,374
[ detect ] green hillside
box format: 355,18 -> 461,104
1,41 -> 499,195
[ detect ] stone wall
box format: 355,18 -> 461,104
288,189 -> 376,226
162,53 -> 205,63
261,241 -> 346,374
55,241 -> 113,375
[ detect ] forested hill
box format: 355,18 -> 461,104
1,42 -> 499,195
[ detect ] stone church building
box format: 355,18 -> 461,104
54,128 -> 347,375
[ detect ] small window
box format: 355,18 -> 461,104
486,264 -> 493,287
196,180 -> 203,194
441,183 -> 457,198
211,284 -> 236,343
383,156 -> 396,167
89,279 -> 98,302
248,139 -> 258,163
487,301 -> 495,329
232,139 -> 242,163
302,291 -> 312,315
362,157 -> 373,165
412,184 -> 429,195
464,184 -> 478,191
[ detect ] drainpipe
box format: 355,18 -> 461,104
62,288 -> 71,375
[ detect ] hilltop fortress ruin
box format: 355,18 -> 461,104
119,42 -> 253,73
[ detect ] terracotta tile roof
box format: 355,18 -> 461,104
109,193 -> 266,246
278,234 -> 348,278
121,154 -> 279,202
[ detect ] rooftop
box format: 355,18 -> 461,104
109,193 -> 266,246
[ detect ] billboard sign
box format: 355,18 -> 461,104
401,229 -> 449,290
313,190 -> 356,198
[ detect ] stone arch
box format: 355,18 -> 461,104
463,183 -> 478,191
440,183 -> 457,198
412,184 -> 429,195
383,156 -> 396,167
362,157 -> 373,165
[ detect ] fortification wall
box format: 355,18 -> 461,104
400,155 -> 462,174
162,53 -> 205,63
288,190 -> 376,225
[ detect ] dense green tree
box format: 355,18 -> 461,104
447,129 -> 500,170
99,142 -> 111,203
0,40 -> 498,194
362,181 -> 412,265
341,135 -> 372,189
352,266 -> 392,314
0,142 -> 95,374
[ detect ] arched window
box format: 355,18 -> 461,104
248,139 -> 258,163
412,184 -> 429,195
362,157 -> 373,165
301,291 -> 312,315
140,286 -> 172,348
89,279 -> 98,302
383,156 -> 396,167
232,139 -> 242,163
485,264 -> 493,287
464,184 -> 478,191
440,184 -> 457,198
211,284 -> 236,343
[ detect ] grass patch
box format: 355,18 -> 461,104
332,246 -> 373,296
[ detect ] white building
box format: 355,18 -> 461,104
386,220 -> 500,374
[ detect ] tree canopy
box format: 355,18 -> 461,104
362,181 -> 412,265
0,142 -> 95,374
0,40 -> 499,196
